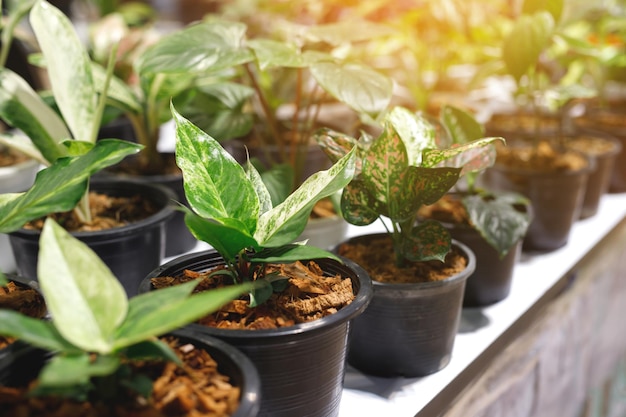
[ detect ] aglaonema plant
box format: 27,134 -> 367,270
314,106 -> 503,266
0,0 -> 141,232
438,104 -> 532,258
172,105 -> 356,305
0,217 -> 254,402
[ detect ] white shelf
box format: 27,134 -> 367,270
338,193 -> 626,417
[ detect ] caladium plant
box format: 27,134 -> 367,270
0,0 -> 142,232
0,217 -> 254,402
172,105 -> 356,305
438,104 -> 532,259
314,106 -> 503,266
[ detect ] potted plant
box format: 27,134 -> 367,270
134,17 -> 394,248
313,106 -> 501,377
418,104 -> 532,307
480,0 -> 595,251
139,107 -> 373,417
0,0 -> 172,294
0,218 -> 261,416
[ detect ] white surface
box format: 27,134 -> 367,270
338,193 -> 626,417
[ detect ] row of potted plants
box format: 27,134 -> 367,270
1,0 -> 625,416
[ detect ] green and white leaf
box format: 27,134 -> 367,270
387,106 -> 436,166
39,218 -> 128,354
254,147 -> 356,247
30,0 -> 98,143
0,139 -> 141,233
0,309 -> 79,352
0,68 -> 69,163
173,106 -> 260,233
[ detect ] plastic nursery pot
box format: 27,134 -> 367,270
483,155 -> 592,252
297,214 -> 349,250
139,250 -> 373,417
565,132 -> 622,219
0,328 -> 261,417
97,152 -> 198,257
568,103 -> 626,193
447,225 -> 521,307
9,179 -> 175,296
0,158 -> 39,273
339,234 -> 476,378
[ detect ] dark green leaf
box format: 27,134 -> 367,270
340,179 -> 382,225
124,339 -> 181,365
463,192 -> 532,258
0,309 -> 79,353
259,163 -> 293,206
137,21 -> 254,74
250,243 -> 340,263
183,208 -> 259,263
401,220 -> 451,262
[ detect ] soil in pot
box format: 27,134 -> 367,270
10,180 -> 175,296
418,194 -> 522,307
484,141 -> 591,251
336,234 -> 474,377
142,252 -> 372,417
0,334 -> 249,417
0,278 -> 46,350
151,260 -> 355,329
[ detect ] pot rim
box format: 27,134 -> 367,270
141,249 -> 373,339
9,179 -> 176,240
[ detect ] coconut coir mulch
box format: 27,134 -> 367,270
0,336 -> 240,417
151,261 -> 356,329
337,235 -> 468,285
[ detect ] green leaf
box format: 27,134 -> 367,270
361,122 -> 408,209
463,192 -> 531,258
439,105 -> 485,145
310,61 -> 392,116
39,218 -> 128,354
250,243 -> 340,263
173,106 -> 260,234
136,20 -> 254,75
421,137 -> 503,173
183,210 -> 258,263
124,339 -> 181,365
522,0 -> 563,23
340,179 -> 381,226
30,0 -> 98,143
0,309 -> 79,352
0,139 -> 142,233
401,220 -> 451,262
395,166 -> 461,222
246,160 -> 273,215
91,62 -> 142,114
36,354 -> 120,393
248,39 -> 306,70
502,12 -> 555,82
113,281 -> 256,349
0,68 -> 69,163
387,106 -> 436,166
258,162 -> 293,207
254,147 -> 356,247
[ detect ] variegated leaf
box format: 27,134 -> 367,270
421,137 -> 503,172
401,220 -> 451,263
340,179 -> 381,226
387,106 -> 436,166
313,128 -> 364,173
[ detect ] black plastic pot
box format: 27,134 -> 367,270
97,152 -> 198,257
9,179 -> 175,296
447,225 -> 521,307
340,234 -> 475,378
483,156 -> 592,252
0,328 -> 261,417
139,250 -> 373,417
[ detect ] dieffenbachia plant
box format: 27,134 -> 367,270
439,104 -> 532,258
0,217 -> 255,401
0,0 -> 141,231
314,106 -> 503,266
172,105 -> 356,305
